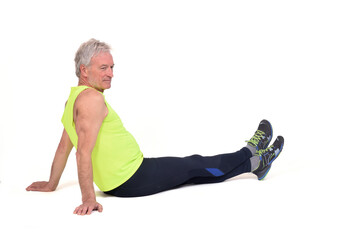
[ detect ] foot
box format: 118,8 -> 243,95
246,119 -> 273,151
253,136 -> 284,180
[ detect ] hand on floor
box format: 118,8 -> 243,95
26,181 -> 56,192
73,200 -> 103,215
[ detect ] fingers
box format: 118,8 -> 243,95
73,202 -> 103,215
25,181 -> 51,192
86,205 -> 94,215
73,206 -> 90,215
74,205 -> 88,215
75,206 -> 92,215
26,182 -> 43,191
97,203 -> 103,213
26,183 -> 36,191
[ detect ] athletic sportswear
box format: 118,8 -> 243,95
61,86 -> 143,191
253,136 -> 284,180
246,119 -> 273,151
105,148 -> 252,197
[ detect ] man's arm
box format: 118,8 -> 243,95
26,128 -> 73,191
72,89 -> 107,215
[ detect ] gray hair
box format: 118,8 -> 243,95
74,38 -> 112,78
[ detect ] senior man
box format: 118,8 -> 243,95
27,39 -> 284,215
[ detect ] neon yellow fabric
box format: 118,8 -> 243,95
61,85 -> 143,191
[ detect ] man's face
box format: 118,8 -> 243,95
86,52 -> 114,92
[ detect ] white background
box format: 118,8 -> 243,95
0,0 -> 359,239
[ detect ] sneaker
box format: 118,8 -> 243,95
253,136 -> 284,180
246,119 -> 273,151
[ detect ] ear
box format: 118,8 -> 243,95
80,64 -> 88,77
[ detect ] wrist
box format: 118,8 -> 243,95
82,194 -> 96,203
48,180 -> 58,191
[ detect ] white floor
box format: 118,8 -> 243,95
1,138 -> 359,239
1,0 -> 359,239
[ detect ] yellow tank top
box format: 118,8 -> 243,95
61,86 -> 143,191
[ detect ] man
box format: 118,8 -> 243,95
26,39 -> 285,215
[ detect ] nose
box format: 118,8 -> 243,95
107,67 -> 113,78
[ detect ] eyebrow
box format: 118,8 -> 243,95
100,64 -> 115,67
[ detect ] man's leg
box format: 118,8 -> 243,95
105,119 -> 282,197
104,147 -> 252,197
187,119 -> 275,184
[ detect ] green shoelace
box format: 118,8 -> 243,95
255,146 -> 273,157
246,130 -> 265,147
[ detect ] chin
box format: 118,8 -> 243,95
103,82 -> 112,89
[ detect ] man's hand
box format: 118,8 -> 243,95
73,200 -> 103,215
26,181 -> 55,192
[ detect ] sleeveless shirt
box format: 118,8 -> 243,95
61,86 -> 143,191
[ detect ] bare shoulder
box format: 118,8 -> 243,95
74,89 -> 107,118
76,88 -> 105,107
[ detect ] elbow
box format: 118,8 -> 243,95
76,150 -> 92,164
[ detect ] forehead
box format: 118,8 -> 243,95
91,52 -> 114,65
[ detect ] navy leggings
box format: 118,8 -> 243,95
104,147 -> 252,197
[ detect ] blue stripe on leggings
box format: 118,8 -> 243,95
205,168 -> 225,177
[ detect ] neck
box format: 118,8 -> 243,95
78,77 -> 104,93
